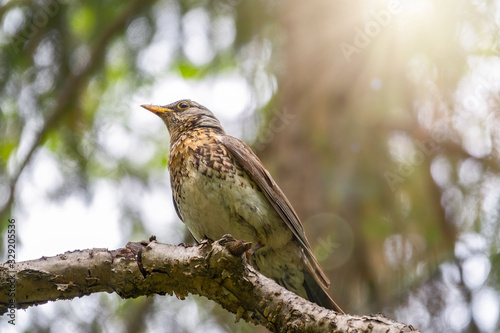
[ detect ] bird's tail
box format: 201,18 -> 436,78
252,246 -> 344,313
303,270 -> 344,313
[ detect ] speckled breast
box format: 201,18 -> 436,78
167,128 -> 290,248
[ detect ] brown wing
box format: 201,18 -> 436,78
220,135 -> 330,288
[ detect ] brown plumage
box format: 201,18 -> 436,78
141,99 -> 343,313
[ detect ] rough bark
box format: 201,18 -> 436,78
0,236 -> 419,333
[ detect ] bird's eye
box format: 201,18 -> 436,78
178,102 -> 189,110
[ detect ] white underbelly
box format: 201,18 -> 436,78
177,167 -> 293,249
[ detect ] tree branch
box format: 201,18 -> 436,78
0,236 -> 419,333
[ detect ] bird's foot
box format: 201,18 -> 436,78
200,238 -> 213,246
218,235 -> 253,256
245,243 -> 264,263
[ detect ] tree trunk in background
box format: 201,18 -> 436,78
258,0 -> 456,314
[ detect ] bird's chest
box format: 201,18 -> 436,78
168,135 -> 289,246
168,134 -> 245,203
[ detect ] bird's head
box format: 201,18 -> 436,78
141,99 -> 225,142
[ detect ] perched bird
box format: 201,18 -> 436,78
141,100 -> 343,313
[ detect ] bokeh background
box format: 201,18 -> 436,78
1,0 -> 500,332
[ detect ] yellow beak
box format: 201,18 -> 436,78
140,104 -> 173,114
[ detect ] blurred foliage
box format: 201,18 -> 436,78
0,0 -> 500,332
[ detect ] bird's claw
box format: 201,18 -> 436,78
245,243 -> 264,263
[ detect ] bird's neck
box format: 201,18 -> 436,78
169,126 -> 224,151
166,114 -> 225,146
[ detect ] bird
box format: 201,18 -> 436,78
141,99 -> 343,313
